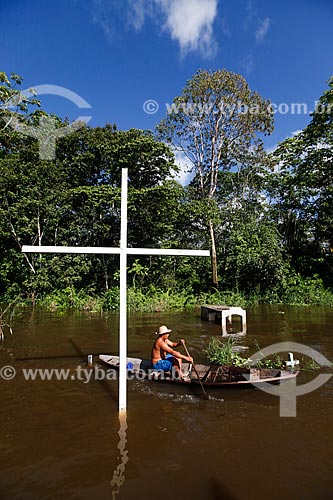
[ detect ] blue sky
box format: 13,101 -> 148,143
1,0 -> 333,173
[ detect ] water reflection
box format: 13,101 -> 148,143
222,325 -> 247,337
110,410 -> 129,499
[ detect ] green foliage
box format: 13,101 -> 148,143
205,337 -> 250,367
222,216 -> 289,294
254,353 -> 284,369
205,338 -> 285,369
269,76 -> 333,285
102,288 -> 120,311
126,287 -> 197,312
36,287 -> 103,311
0,103 -> 183,299
0,71 -> 40,116
1,69 -> 333,308
199,289 -> 248,308
278,273 -> 333,306
251,340 -> 286,369
35,287 -> 198,313
301,358 -> 321,371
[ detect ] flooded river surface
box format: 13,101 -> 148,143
1,305 -> 333,500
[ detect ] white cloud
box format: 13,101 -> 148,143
156,0 -> 218,57
244,0 -> 255,31
91,0 -> 218,58
241,53 -> 255,75
244,2 -> 271,43
255,17 -> 270,43
221,16 -> 231,37
91,0 -> 115,42
172,150 -> 193,186
128,0 -> 148,31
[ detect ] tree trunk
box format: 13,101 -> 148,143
209,220 -> 218,287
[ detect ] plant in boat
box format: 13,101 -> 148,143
205,337 -> 250,367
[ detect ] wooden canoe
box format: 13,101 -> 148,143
99,354 -> 299,387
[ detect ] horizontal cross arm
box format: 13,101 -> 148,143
127,248 -> 210,256
22,246 -> 210,257
22,245 -> 121,255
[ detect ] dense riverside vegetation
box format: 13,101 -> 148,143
1,70 -> 332,310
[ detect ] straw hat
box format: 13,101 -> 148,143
155,325 -> 172,335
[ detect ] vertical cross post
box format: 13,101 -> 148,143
119,168 -> 128,412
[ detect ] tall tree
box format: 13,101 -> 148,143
270,76 -> 333,281
157,69 -> 274,286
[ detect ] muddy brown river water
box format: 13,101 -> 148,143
0,305 -> 332,500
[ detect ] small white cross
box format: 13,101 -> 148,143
285,352 -> 300,367
23,168 -> 210,412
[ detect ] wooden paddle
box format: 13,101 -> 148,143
181,340 -> 209,400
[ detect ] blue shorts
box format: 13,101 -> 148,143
153,355 -> 173,371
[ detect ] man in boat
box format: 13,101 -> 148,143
151,325 -> 193,379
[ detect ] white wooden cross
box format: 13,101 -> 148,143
22,168 -> 210,412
